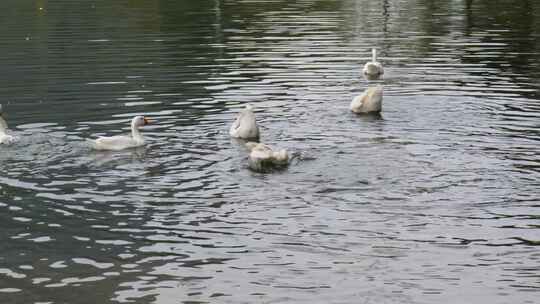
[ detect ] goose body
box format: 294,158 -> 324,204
0,131 -> 16,145
229,104 -> 259,140
88,116 -> 150,151
245,142 -> 289,171
362,48 -> 384,78
0,105 -> 17,145
350,85 -> 383,114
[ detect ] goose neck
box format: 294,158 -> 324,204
131,123 -> 143,140
0,116 -> 8,133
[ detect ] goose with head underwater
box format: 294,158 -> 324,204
350,85 -> 383,114
87,115 -> 150,151
362,48 -> 384,79
229,104 -> 260,140
0,104 -> 17,144
245,141 -> 289,172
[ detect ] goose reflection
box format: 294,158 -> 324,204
87,146 -> 148,167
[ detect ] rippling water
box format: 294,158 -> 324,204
0,0 -> 539,303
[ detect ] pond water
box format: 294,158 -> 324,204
0,0 -> 539,303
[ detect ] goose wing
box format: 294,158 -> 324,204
90,135 -> 138,151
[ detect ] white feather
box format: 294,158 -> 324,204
362,48 -> 384,78
350,85 -> 383,114
0,105 -> 18,145
245,142 -> 289,171
88,116 -> 149,151
229,104 -> 260,140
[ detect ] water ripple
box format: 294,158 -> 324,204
0,0 -> 539,303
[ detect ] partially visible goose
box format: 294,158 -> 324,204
88,116 -> 150,151
245,142 -> 289,172
0,104 -> 17,144
350,85 -> 383,114
362,48 -> 384,79
229,104 -> 259,140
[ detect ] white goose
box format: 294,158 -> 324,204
0,105 -> 17,145
245,142 -> 289,171
350,85 -> 383,114
229,104 -> 259,140
88,116 -> 150,151
362,48 -> 384,78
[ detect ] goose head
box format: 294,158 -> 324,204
131,115 -> 150,128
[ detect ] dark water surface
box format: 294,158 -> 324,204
0,0 -> 539,303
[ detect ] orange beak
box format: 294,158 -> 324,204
143,117 -> 150,125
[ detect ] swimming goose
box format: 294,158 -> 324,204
362,48 -> 384,78
350,85 -> 383,114
245,142 -> 289,171
229,104 -> 259,140
0,105 -> 16,144
88,116 -> 150,151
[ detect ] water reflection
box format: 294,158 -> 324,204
0,0 -> 539,303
